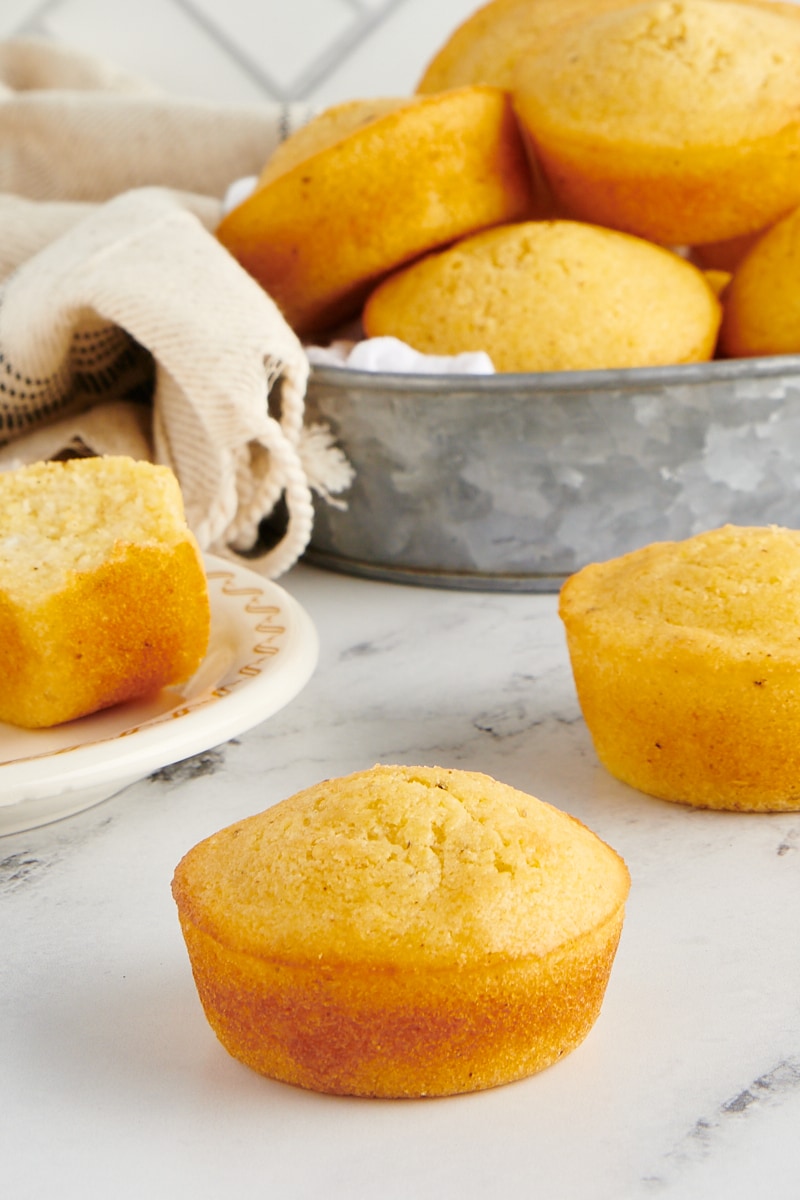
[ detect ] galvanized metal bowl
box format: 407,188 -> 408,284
303,355 -> 800,591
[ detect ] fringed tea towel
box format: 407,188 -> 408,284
0,38 -> 354,578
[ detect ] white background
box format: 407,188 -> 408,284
1,0 -> 486,106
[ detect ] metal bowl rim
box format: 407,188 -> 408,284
308,353 -> 800,395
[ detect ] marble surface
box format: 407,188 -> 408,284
3,562 -> 800,1199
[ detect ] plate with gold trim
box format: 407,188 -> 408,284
0,555 -> 319,836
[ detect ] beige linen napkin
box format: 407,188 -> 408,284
0,38 -> 353,578
0,37 -> 312,203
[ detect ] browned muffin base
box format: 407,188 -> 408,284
177,908 -> 625,1098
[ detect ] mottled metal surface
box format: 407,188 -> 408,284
304,356 -> 800,591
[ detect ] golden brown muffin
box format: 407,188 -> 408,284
362,220 -> 721,372
0,456 -> 210,728
418,0 -> 632,93
559,525 -> 800,812
512,0 -> 800,247
417,0 -> 800,93
257,97 -> 408,187
216,86 -> 536,336
719,205 -> 800,357
172,764 -> 630,1098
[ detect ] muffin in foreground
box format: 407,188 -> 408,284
559,525 -> 800,811
0,456 -> 210,728
172,764 -> 630,1098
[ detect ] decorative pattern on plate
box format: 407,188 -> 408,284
205,565 -> 286,698
0,555 -> 319,835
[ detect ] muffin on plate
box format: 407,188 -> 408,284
0,455 -> 210,728
559,525 -> 800,811
172,764 -> 630,1097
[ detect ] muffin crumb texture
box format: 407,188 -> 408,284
0,456 -> 210,728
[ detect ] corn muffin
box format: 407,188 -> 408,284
512,0 -> 800,247
215,86 -> 535,336
256,97 -> 408,188
0,455 -> 210,728
417,0 -> 800,93
172,763 -> 630,1098
719,205 -> 800,357
418,0 -> 639,93
362,220 -> 721,372
559,525 -> 800,812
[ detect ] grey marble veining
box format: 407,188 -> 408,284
3,563 -> 800,1198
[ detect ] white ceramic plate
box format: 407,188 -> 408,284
0,555 -> 319,836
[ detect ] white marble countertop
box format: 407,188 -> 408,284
3,561 -> 800,1199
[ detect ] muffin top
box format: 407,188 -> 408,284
559,524 -> 800,659
418,0 -> 629,92
513,0 -> 800,148
418,0 -> 800,93
257,97 -> 408,187
172,764 -> 629,969
363,220 -> 721,371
